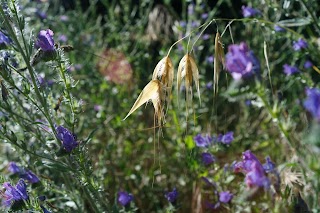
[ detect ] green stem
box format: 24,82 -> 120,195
299,0 -> 320,35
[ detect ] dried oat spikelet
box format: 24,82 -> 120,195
123,80 -> 164,125
213,32 -> 225,96
152,56 -> 174,105
177,54 -> 201,106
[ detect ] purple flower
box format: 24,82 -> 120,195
0,31 -> 12,47
303,88 -> 320,121
274,25 -> 285,32
118,191 -> 133,206
206,55 -> 214,63
216,132 -> 234,145
180,21 -> 186,28
7,162 -> 21,174
36,29 -> 55,52
201,153 -> 215,166
263,157 -> 276,173
58,34 -> 67,43
245,100 -> 252,106
60,15 -> 69,22
245,161 -> 270,188
234,150 -> 270,188
201,13 -> 208,19
202,34 -> 210,40
304,60 -> 313,69
242,6 -> 261,17
191,21 -> 200,28
165,188 -> 178,203
94,104 -> 102,111
41,205 -> 51,213
194,134 -> 213,147
206,81 -> 213,90
219,191 -> 233,203
225,42 -> 260,80
20,170 -> 40,183
188,4 -> 194,15
56,126 -> 79,152
293,38 -> 308,51
283,64 -> 300,76
2,179 -> 28,207
36,10 -> 47,19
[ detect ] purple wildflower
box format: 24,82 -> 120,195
36,29 -> 55,52
188,4 -> 194,15
94,104 -> 102,111
165,188 -> 178,203
206,81 -> 213,90
216,132 -> 234,145
263,157 -> 276,173
201,153 -> 215,166
7,162 -> 21,174
20,170 -> 40,183
242,6 -> 261,17
283,64 -> 300,76
0,31 -> 12,47
219,191 -> 233,203
201,13 -> 208,19
60,15 -> 69,22
245,100 -> 252,106
202,34 -> 210,40
225,42 -> 260,80
194,134 -> 213,147
56,126 -> 79,152
304,60 -> 313,69
293,38 -> 308,51
206,55 -> 214,63
180,21 -> 187,28
1,179 -> 28,207
274,25 -> 285,32
303,88 -> 320,121
118,191 -> 133,206
234,150 -> 270,188
58,34 -> 67,43
36,10 -> 47,19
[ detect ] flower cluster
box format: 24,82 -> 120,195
234,150 -> 277,188
7,162 -> 40,184
165,188 -> 178,203
225,42 -> 260,80
1,179 -> 28,207
283,64 -> 300,76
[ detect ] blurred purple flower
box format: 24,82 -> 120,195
303,87 -> 320,121
118,191 -> 133,206
225,42 -> 260,80
191,21 -> 200,28
7,162 -> 21,174
242,6 -> 261,17
0,31 -> 12,47
283,64 -> 300,76
274,25 -> 285,32
216,132 -> 234,145
41,205 -> 51,213
206,81 -> 213,90
2,179 -> 28,207
36,10 -> 47,19
201,152 -> 215,166
194,134 -> 213,147
20,170 -> 40,183
304,60 -> 313,69
36,29 -> 55,51
202,34 -> 210,40
219,191 -> 233,203
56,126 -> 78,152
245,100 -> 252,106
293,38 -> 308,51
263,156 -> 276,173
60,15 -> 69,22
201,13 -> 208,19
58,34 -> 68,43
165,188 -> 178,203
180,21 -> 186,28
94,104 -> 102,111
188,4 -> 194,15
206,55 -> 214,63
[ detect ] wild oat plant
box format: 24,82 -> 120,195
0,0 -> 320,212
